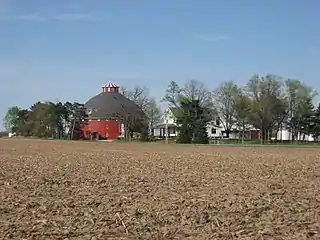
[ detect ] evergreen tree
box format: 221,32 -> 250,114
176,100 -> 193,143
176,99 -> 209,144
177,116 -> 193,143
312,103 -> 320,140
193,118 -> 209,144
298,97 -> 315,139
139,118 -> 150,142
192,101 -> 209,144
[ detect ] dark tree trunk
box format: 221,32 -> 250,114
225,129 -> 230,138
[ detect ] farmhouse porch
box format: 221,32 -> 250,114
153,123 -> 178,137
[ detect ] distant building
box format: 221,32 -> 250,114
152,107 -> 223,138
153,107 -> 263,140
81,81 -> 145,140
276,126 -> 315,141
8,132 -> 16,138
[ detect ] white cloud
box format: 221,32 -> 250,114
16,12 -> 46,21
54,13 -> 104,21
195,35 -> 228,42
15,12 -> 104,22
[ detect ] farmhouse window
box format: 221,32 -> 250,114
211,128 -> 216,134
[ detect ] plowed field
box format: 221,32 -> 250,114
0,139 -> 319,239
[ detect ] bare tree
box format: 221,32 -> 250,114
120,85 -> 150,112
284,79 -> 317,142
246,74 -> 287,143
162,80 -> 215,121
182,80 -> 213,108
145,97 -> 162,137
233,88 -> 251,143
120,85 -> 161,140
112,104 -> 145,141
212,81 -> 239,138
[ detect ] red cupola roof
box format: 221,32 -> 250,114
102,81 -> 119,93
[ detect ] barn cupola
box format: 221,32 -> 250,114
102,81 -> 119,93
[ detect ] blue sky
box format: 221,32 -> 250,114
1,0 -> 320,129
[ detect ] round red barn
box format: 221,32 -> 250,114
81,81 -> 145,140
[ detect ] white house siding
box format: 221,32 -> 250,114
168,128 -> 178,137
228,132 -> 237,139
153,108 -> 226,138
304,135 -> 315,141
296,133 -> 315,141
153,128 -> 161,137
153,125 -> 178,137
118,123 -> 125,138
163,109 -> 176,125
206,125 -> 223,138
276,130 -> 315,141
277,130 -> 291,141
153,125 -> 222,138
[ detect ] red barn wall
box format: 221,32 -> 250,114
81,120 -> 120,140
249,130 -> 260,140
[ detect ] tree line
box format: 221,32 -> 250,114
2,87 -> 163,140
3,74 -> 320,143
162,75 -> 320,143
3,102 -> 86,139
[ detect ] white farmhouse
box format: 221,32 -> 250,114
152,107 -> 223,138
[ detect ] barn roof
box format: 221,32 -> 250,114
84,84 -> 145,120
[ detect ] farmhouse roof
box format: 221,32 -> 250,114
169,107 -> 183,118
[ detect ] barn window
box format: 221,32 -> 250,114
211,128 -> 216,134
